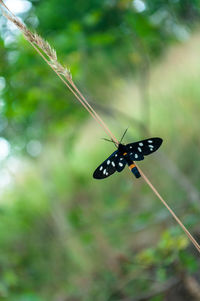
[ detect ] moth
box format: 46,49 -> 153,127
93,129 -> 163,179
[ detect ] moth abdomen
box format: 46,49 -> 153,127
128,163 -> 141,178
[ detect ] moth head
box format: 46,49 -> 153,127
118,143 -> 125,151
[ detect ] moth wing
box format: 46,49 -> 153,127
93,150 -> 119,179
115,156 -> 127,172
126,137 -> 163,161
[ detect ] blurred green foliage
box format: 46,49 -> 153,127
1,0 -> 200,145
0,0 -> 200,300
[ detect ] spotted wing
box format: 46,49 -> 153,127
93,150 -> 119,179
115,156 -> 127,172
126,137 -> 163,161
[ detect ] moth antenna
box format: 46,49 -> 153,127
120,127 -> 129,144
101,138 -> 113,143
101,138 -> 118,148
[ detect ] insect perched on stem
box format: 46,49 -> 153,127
93,129 -> 163,179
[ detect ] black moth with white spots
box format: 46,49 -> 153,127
93,137 -> 163,179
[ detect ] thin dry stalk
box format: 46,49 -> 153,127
137,167 -> 200,252
1,0 -> 200,253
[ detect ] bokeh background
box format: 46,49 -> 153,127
0,0 -> 200,300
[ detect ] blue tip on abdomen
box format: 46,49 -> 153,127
131,166 -> 141,178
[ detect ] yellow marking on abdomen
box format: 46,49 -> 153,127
123,152 -> 127,156
129,163 -> 136,170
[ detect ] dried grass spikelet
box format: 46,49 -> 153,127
0,5 -> 72,80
